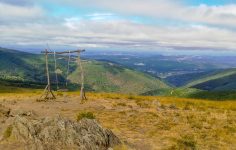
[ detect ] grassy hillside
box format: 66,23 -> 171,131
165,71 -> 217,87
0,48 -> 170,94
0,47 -> 44,81
69,60 -> 170,94
164,69 -> 236,100
184,68 -> 236,90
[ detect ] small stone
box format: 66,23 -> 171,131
169,104 -> 178,110
152,100 -> 161,107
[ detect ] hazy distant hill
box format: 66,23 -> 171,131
0,48 -> 170,94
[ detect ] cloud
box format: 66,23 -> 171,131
0,0 -> 33,6
0,2 -> 44,24
54,0 -> 236,27
0,0 -> 236,52
1,16 -> 236,51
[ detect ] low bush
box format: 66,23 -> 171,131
176,134 -> 197,150
76,112 -> 95,121
3,125 -> 13,139
117,102 -> 127,107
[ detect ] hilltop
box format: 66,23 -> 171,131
0,92 -> 235,149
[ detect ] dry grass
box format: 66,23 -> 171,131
0,92 -> 236,150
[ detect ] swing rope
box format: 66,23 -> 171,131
65,50 -> 71,88
47,43 -> 59,91
53,50 -> 59,90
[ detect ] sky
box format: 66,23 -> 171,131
0,0 -> 236,54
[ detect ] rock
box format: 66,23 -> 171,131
157,104 -> 166,111
10,115 -> 121,150
9,110 -> 37,117
152,100 -> 161,110
152,100 -> 161,107
0,104 -> 11,117
169,104 -> 178,110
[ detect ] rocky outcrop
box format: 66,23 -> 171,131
10,115 -> 121,150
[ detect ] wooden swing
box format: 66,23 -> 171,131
54,50 -> 71,92
39,48 -> 86,101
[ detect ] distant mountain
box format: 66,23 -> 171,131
184,69 -> 236,91
0,48 -> 170,94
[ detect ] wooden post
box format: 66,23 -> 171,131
39,49 -> 56,101
77,52 -> 87,101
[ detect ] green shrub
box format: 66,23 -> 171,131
117,102 -> 127,107
127,95 -> 135,99
184,102 -> 194,110
4,125 -> 13,139
76,112 -> 95,121
176,134 -> 197,150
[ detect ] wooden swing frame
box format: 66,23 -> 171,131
39,49 -> 86,101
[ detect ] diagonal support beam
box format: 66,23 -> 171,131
38,49 -> 56,101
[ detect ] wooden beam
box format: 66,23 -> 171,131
41,49 -> 85,54
77,53 -> 87,101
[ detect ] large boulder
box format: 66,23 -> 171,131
10,115 -> 121,150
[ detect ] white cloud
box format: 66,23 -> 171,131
1,17 -> 236,51
55,0 -> 236,27
0,2 -> 44,22
1,0 -> 236,52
